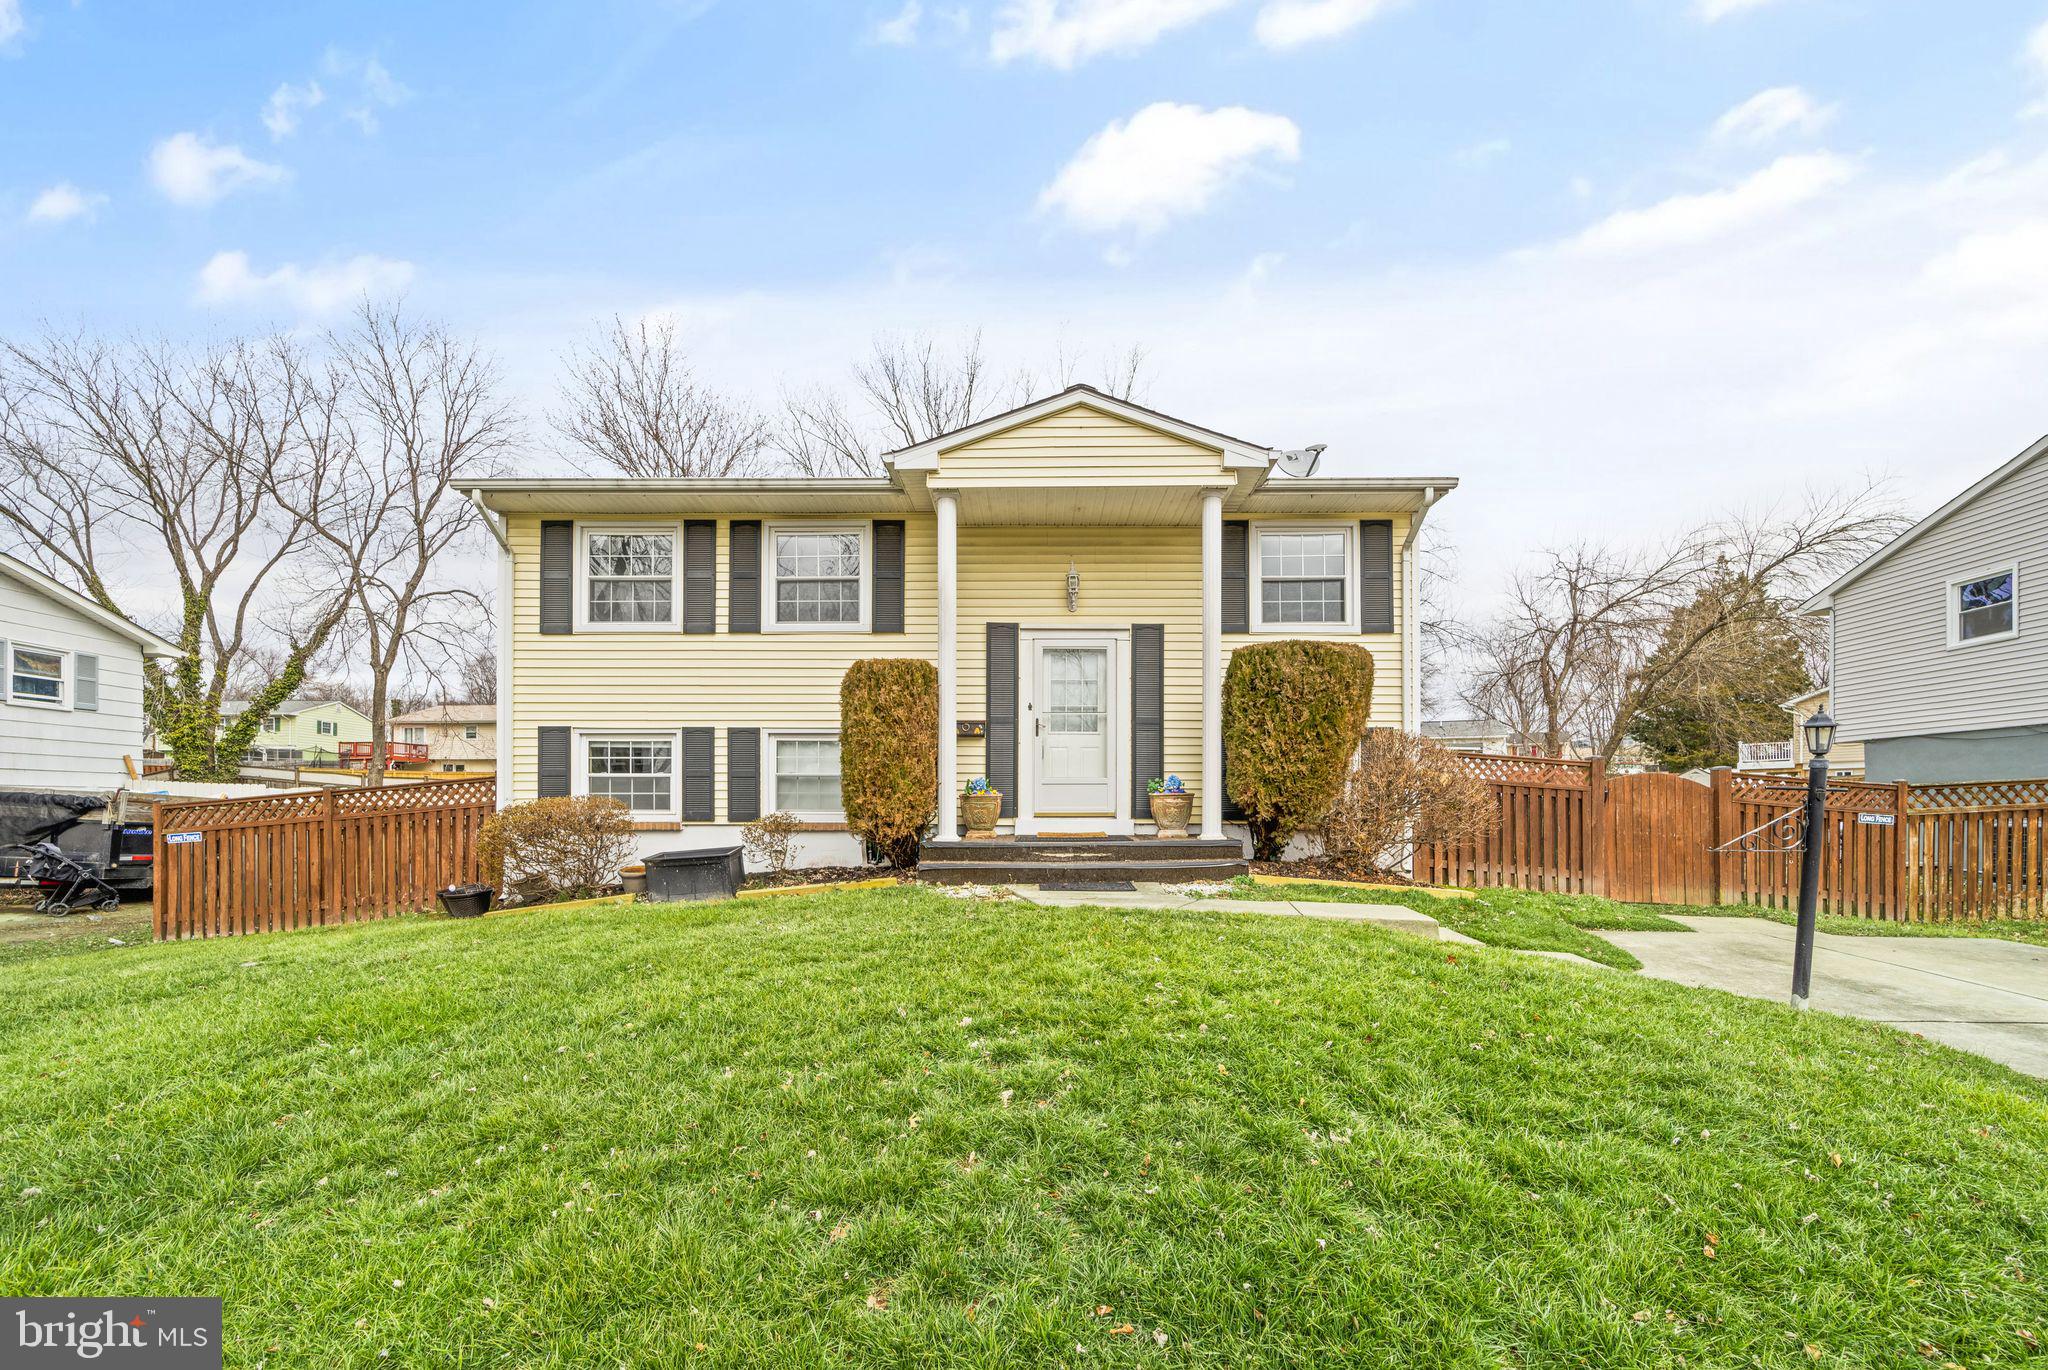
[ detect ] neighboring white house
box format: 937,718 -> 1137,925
0,552 -> 182,790
1421,717 -> 1537,755
1803,433 -> 2048,783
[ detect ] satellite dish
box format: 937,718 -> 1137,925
1273,444 -> 1325,478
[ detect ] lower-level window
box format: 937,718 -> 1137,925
586,736 -> 675,815
768,733 -> 843,818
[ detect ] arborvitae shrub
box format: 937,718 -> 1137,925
1222,640 -> 1376,859
840,658 -> 940,868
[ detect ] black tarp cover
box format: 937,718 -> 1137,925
0,790 -> 104,850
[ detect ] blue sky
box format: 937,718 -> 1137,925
6,0 -> 2048,592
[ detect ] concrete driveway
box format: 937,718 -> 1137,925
1597,916 -> 2048,1078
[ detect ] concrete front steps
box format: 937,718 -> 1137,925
917,835 -> 1249,886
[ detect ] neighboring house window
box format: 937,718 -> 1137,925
463,724 -> 479,740
766,732 -> 843,818
767,525 -> 868,630
443,763 -> 466,773
580,526 -> 678,628
263,715 -> 283,733
583,735 -> 676,815
400,726 -> 425,743
1250,524 -> 1357,631
317,719 -> 338,736
8,645 -> 65,706
1950,565 -> 2018,646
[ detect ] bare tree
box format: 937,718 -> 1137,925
0,330 -> 357,779
1462,483 -> 1904,763
773,331 -> 1149,477
454,646 -> 498,705
285,302 -> 515,781
552,315 -> 769,478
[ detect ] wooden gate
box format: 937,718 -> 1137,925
1602,771 -> 1715,904
153,777 -> 496,939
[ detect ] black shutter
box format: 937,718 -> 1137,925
682,727 -> 715,821
729,521 -> 761,633
538,726 -> 570,797
540,521 -> 573,635
683,520 -> 716,634
726,727 -> 760,822
1132,624 -> 1165,818
986,623 -> 1018,819
872,520 -> 905,633
1359,519 -> 1393,634
1222,521 -> 1250,635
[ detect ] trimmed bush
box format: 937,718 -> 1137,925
478,796 -> 636,905
840,658 -> 940,868
741,811 -> 804,877
1223,640 -> 1376,860
1320,729 -> 1496,872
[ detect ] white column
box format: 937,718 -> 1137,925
1200,492 -> 1224,840
936,493 -> 959,841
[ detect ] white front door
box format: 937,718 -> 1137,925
1031,638 -> 1118,820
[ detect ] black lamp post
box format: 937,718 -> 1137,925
1789,709 -> 1837,1010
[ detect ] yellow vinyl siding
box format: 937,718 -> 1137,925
506,514 -> 938,816
954,517 -> 1408,808
936,403 -> 1227,486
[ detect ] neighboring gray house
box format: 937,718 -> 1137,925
1421,717 -> 1534,755
1803,434 -> 2048,783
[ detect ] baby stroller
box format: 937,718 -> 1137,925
11,840 -> 122,916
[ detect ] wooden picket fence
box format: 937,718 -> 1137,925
1417,756 -> 2048,922
152,777 -> 496,939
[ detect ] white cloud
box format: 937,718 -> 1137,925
194,250 -> 416,315
1710,86 -> 1835,146
990,0 -> 1236,68
148,133 -> 287,207
1038,101 -> 1301,236
1694,0 -> 1791,20
872,0 -> 922,44
1923,220 -> 2048,297
1561,152 -> 1855,256
1454,137 -> 1511,168
262,79 -> 325,140
1253,0 -> 1399,49
0,0 -> 22,50
319,49 -> 411,134
2030,18 -> 2048,78
25,183 -> 105,224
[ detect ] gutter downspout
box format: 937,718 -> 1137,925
1399,487 -> 1440,735
470,492 -> 513,807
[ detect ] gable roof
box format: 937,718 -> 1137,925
881,385 -> 1274,471
222,696 -> 370,720
0,552 -> 182,658
1802,432 -> 2048,612
389,702 -> 495,725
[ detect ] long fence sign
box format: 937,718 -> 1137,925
152,777 -> 496,939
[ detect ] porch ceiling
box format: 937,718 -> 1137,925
936,479 -> 1237,526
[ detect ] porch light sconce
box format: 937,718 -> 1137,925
1066,560 -> 1080,613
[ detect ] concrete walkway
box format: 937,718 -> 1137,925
1008,884 -> 1443,938
1597,916 -> 2048,1079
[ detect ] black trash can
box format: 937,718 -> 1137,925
644,846 -> 745,902
439,883 -> 495,918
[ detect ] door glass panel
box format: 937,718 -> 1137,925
1047,649 -> 1104,734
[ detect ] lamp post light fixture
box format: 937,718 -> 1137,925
1789,710 -> 1835,1011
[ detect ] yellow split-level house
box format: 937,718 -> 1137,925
461,386 -> 1456,869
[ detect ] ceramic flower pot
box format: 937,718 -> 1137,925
961,791 -> 1002,837
1149,792 -> 1193,838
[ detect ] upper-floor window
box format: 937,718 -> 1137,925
263,714 -> 283,732
1251,524 -> 1357,632
316,719 -> 338,736
9,645 -> 64,706
581,526 -> 678,629
400,726 -> 425,743
1949,564 -> 2018,647
463,724 -> 479,739
767,524 -> 868,631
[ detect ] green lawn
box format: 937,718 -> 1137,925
1216,880 -> 1690,970
3,890 -> 2043,1367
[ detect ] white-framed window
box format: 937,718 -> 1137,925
263,714 -> 283,733
576,732 -> 678,817
7,643 -> 67,708
317,719 -> 338,736
765,523 -> 869,632
1250,523 -> 1358,632
1948,563 -> 2018,647
463,724 -> 479,740
576,524 -> 681,630
400,726 -> 425,743
764,731 -> 844,820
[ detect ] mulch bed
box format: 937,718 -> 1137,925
1248,857 -> 1416,885
739,866 -> 886,891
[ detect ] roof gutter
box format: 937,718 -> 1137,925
468,489 -> 508,551
1401,485 -> 1443,552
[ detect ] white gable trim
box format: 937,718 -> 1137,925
0,553 -> 182,658
1802,433 -> 2048,613
883,387 -> 1272,473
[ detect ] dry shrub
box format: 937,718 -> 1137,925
840,658 -> 939,868
478,796 -> 636,905
1321,730 -> 1497,872
1223,640 -> 1376,860
742,811 -> 804,876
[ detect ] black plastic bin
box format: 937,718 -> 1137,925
644,845 -> 745,902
